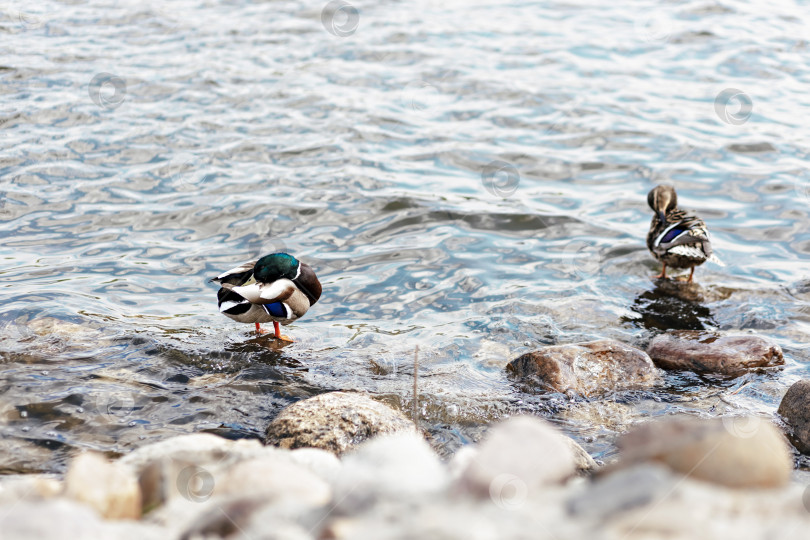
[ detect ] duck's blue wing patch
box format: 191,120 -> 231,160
263,302 -> 287,318
661,227 -> 687,244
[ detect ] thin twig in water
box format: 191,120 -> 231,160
413,345 -> 419,432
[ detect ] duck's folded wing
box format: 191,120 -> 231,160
210,261 -> 257,286
232,279 -> 296,304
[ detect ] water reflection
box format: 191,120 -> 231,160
625,279 -> 717,332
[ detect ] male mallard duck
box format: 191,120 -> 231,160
646,184 -> 721,283
210,253 -> 322,341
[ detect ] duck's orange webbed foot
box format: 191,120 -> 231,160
273,322 -> 294,343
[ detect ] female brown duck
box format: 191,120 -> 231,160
646,184 -> 722,283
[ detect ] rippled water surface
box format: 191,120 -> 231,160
3,0 -> 810,473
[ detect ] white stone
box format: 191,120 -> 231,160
218,455 -> 331,506
289,447 -> 343,483
333,432 -> 447,511
458,416 -> 576,500
65,452 -> 141,520
0,499 -> 164,540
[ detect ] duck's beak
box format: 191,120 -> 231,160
657,210 -> 667,223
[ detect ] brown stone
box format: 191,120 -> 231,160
615,416 -> 791,489
777,379 -> 810,453
647,331 -> 783,375
506,340 -> 657,396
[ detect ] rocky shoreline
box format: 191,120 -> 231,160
4,365 -> 810,539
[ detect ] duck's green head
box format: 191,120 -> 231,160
254,252 -> 300,283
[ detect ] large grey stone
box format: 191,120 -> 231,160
265,392 -> 416,455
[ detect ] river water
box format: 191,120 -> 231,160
2,0 -> 810,473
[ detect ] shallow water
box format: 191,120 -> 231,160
2,0 -> 810,473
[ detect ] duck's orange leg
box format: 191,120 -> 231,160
687,266 -> 695,284
255,322 -> 267,334
273,321 -> 294,343
653,262 -> 667,280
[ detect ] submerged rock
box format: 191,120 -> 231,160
777,379 -> 810,453
646,331 -> 783,375
506,340 -> 657,396
265,392 -> 416,455
614,416 -> 791,489
64,452 -> 141,520
458,416 -> 576,499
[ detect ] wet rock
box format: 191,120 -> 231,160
507,340 -> 657,396
333,432 -> 447,512
65,452 -> 141,520
265,392 -> 416,455
458,416 -> 576,498
777,379 -> 810,453
218,456 -> 331,505
567,464 -> 676,519
615,416 -> 791,489
646,331 -> 783,375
